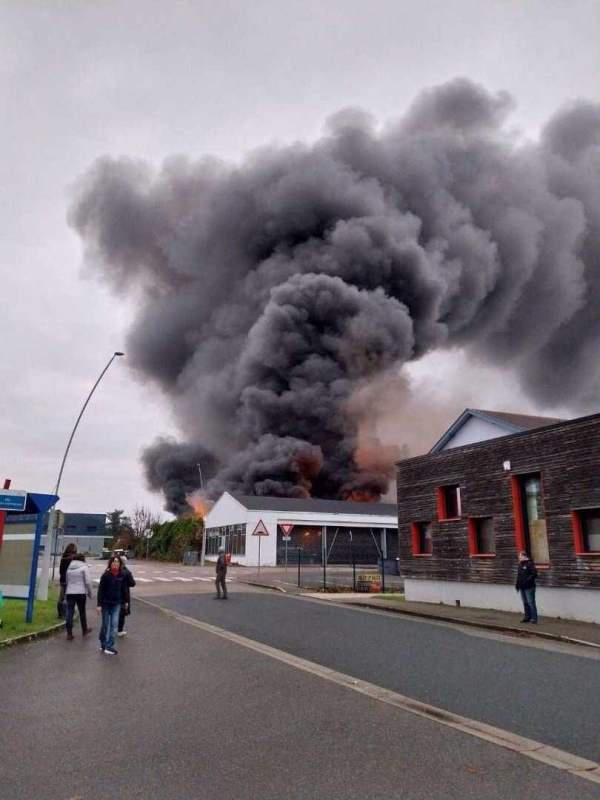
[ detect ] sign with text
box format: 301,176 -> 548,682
356,572 -> 382,593
0,490 -> 27,512
251,519 -> 269,537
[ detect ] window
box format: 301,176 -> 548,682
510,473 -> 549,564
572,509 -> 600,555
86,525 -> 98,533
438,485 -> 461,520
468,517 -> 495,556
205,524 -> 246,556
411,522 -> 433,556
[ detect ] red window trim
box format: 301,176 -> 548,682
467,516 -> 496,557
510,476 -> 527,552
571,510 -> 600,556
411,522 -> 433,556
437,485 -> 461,521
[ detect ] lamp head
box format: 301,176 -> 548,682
114,351 -> 125,357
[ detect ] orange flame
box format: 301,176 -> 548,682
187,495 -> 212,518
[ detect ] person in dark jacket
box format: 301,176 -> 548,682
57,543 -> 77,618
215,546 -> 228,599
97,555 -> 127,655
117,555 -> 136,636
515,550 -> 538,623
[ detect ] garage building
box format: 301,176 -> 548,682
202,492 -> 398,567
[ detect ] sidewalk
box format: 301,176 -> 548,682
235,570 -> 600,648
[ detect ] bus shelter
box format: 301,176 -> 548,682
0,491 -> 59,622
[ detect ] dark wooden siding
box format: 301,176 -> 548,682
396,414 -> 600,590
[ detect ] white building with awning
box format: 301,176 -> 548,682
202,492 -> 398,567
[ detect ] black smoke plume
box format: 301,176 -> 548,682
69,79 -> 600,514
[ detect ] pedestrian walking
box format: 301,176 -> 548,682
215,546 -> 228,600
97,555 -> 126,655
58,543 -> 77,619
117,554 -> 136,637
65,553 -> 93,640
516,550 -> 538,624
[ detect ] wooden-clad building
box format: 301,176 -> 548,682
396,410 -> 600,623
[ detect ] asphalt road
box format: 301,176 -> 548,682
2,595 -> 600,799
146,589 -> 600,763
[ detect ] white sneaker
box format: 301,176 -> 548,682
117,631 -> 127,637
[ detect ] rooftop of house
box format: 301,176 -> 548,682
230,493 -> 397,517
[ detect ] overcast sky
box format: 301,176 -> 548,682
2,0 -> 599,517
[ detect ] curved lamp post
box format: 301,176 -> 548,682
38,351 -> 124,600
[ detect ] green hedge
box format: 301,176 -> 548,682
143,517 -> 203,562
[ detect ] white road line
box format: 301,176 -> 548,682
137,597 -> 600,787
136,577 -> 152,583
170,577 -> 193,582
154,577 -> 174,582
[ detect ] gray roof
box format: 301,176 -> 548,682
429,407 -> 567,453
231,494 -> 397,517
471,409 -> 566,431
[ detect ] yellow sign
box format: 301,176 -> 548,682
357,573 -> 381,582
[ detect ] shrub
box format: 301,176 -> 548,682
147,517 -> 203,562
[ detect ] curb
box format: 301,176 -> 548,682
328,599 -> 600,650
240,580 -> 600,650
236,579 -> 287,594
0,619 -> 66,649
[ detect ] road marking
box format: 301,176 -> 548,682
154,577 -> 174,582
136,577 -> 152,583
170,577 -> 193,582
136,596 -> 600,787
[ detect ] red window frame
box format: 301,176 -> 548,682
411,522 -> 433,557
437,485 -> 461,521
571,510 -> 600,556
467,517 -> 496,557
509,476 -> 527,552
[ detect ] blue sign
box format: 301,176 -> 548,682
0,490 -> 27,511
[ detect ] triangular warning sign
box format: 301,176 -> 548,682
251,519 -> 269,536
280,523 -> 294,535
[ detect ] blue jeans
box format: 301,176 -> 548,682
520,588 -> 538,622
99,604 -> 121,650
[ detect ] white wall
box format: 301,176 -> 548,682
405,578 -> 600,624
442,417 -> 510,450
245,511 -> 280,566
204,494 -> 248,528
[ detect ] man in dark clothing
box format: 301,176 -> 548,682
516,550 -> 538,623
117,555 -> 136,636
215,546 -> 228,599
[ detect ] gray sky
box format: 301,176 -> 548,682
2,0 -> 599,516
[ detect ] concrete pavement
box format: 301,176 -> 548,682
2,586 -> 600,799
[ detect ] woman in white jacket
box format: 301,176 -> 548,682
65,553 -> 93,640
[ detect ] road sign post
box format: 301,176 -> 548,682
280,524 -> 294,572
144,528 -> 153,560
251,519 -> 269,578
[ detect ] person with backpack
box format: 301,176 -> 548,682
97,555 -> 127,655
117,554 -> 136,637
57,543 -> 77,619
65,553 -> 93,640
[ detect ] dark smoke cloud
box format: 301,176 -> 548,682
69,78 -> 600,514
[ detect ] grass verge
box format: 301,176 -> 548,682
0,583 -> 61,642
370,593 -> 406,601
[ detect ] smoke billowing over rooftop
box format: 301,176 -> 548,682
70,79 -> 600,514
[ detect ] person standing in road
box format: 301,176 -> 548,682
516,550 -> 538,624
117,554 -> 136,637
65,553 -> 93,640
97,555 -> 125,655
215,546 -> 228,600
58,543 -> 77,619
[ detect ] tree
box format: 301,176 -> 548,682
105,509 -> 132,547
131,505 -> 164,539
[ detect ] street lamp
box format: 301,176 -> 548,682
38,351 -> 124,601
196,463 -> 204,493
